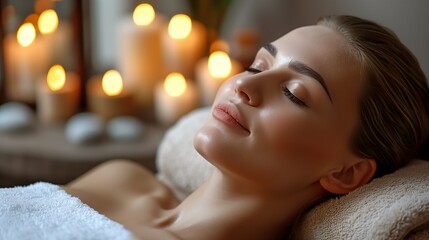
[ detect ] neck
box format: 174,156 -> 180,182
163,169 -> 326,240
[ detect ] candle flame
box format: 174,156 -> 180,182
17,23 -> 36,47
164,73 -> 187,97
168,14 -> 192,39
133,3 -> 155,26
38,9 -> 58,34
47,65 -> 66,91
208,51 -> 232,78
102,70 -> 123,96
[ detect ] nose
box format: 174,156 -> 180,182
234,75 -> 261,106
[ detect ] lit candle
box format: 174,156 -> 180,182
4,22 -> 50,103
36,64 -> 80,124
38,9 -> 59,34
155,73 -> 199,125
162,14 -> 207,78
38,9 -> 74,68
87,70 -> 136,119
117,3 -> 165,107
196,50 -> 243,105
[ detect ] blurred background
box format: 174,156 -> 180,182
0,0 -> 428,186
90,0 -> 429,76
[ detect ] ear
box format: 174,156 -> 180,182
319,158 -> 377,195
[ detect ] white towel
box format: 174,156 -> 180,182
156,107 -> 214,201
290,159 -> 429,240
0,182 -> 132,240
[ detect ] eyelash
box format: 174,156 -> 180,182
245,67 -> 308,107
282,87 -> 308,107
246,67 -> 261,73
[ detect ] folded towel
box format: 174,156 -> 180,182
0,182 -> 132,240
290,159 -> 429,240
156,107 -> 213,201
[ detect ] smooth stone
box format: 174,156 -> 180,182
0,102 -> 35,133
107,116 -> 145,141
65,113 -> 105,145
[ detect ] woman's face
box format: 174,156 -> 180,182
194,25 -> 365,192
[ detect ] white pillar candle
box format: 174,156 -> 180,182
162,14 -> 207,79
38,9 -> 74,69
4,23 -> 50,103
155,73 -> 199,126
196,51 -> 242,106
37,65 -> 80,124
87,70 -> 136,120
117,3 -> 165,107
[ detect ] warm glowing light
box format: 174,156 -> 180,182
17,23 -> 36,47
47,65 -> 66,91
164,73 -> 187,97
38,9 -> 58,34
208,51 -> 232,78
102,70 -> 123,96
168,14 -> 192,39
133,3 -> 155,26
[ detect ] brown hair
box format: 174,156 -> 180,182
317,15 -> 429,178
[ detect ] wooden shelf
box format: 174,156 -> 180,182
0,122 -> 165,186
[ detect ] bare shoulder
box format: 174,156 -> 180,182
63,160 -> 182,238
65,159 -> 178,205
67,159 -> 157,190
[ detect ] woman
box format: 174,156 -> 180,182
64,15 -> 429,240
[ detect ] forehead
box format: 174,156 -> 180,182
272,25 -> 353,71
272,25 -> 365,124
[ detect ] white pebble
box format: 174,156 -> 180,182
107,116 -> 144,141
65,113 -> 105,145
0,102 -> 35,133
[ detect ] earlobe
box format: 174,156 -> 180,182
319,159 -> 377,195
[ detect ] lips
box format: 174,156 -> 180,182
213,102 -> 250,134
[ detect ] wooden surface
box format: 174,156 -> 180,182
0,122 -> 165,187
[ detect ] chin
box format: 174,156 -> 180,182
193,117 -> 237,166
193,120 -> 219,161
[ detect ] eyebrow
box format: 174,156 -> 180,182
263,43 -> 277,57
289,61 -> 333,102
263,43 -> 333,103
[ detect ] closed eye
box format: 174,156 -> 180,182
282,87 -> 308,107
246,67 -> 262,74
247,67 -> 308,107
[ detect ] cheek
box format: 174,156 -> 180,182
256,109 -> 337,176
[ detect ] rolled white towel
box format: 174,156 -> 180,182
290,159 -> 429,240
156,107 -> 214,201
